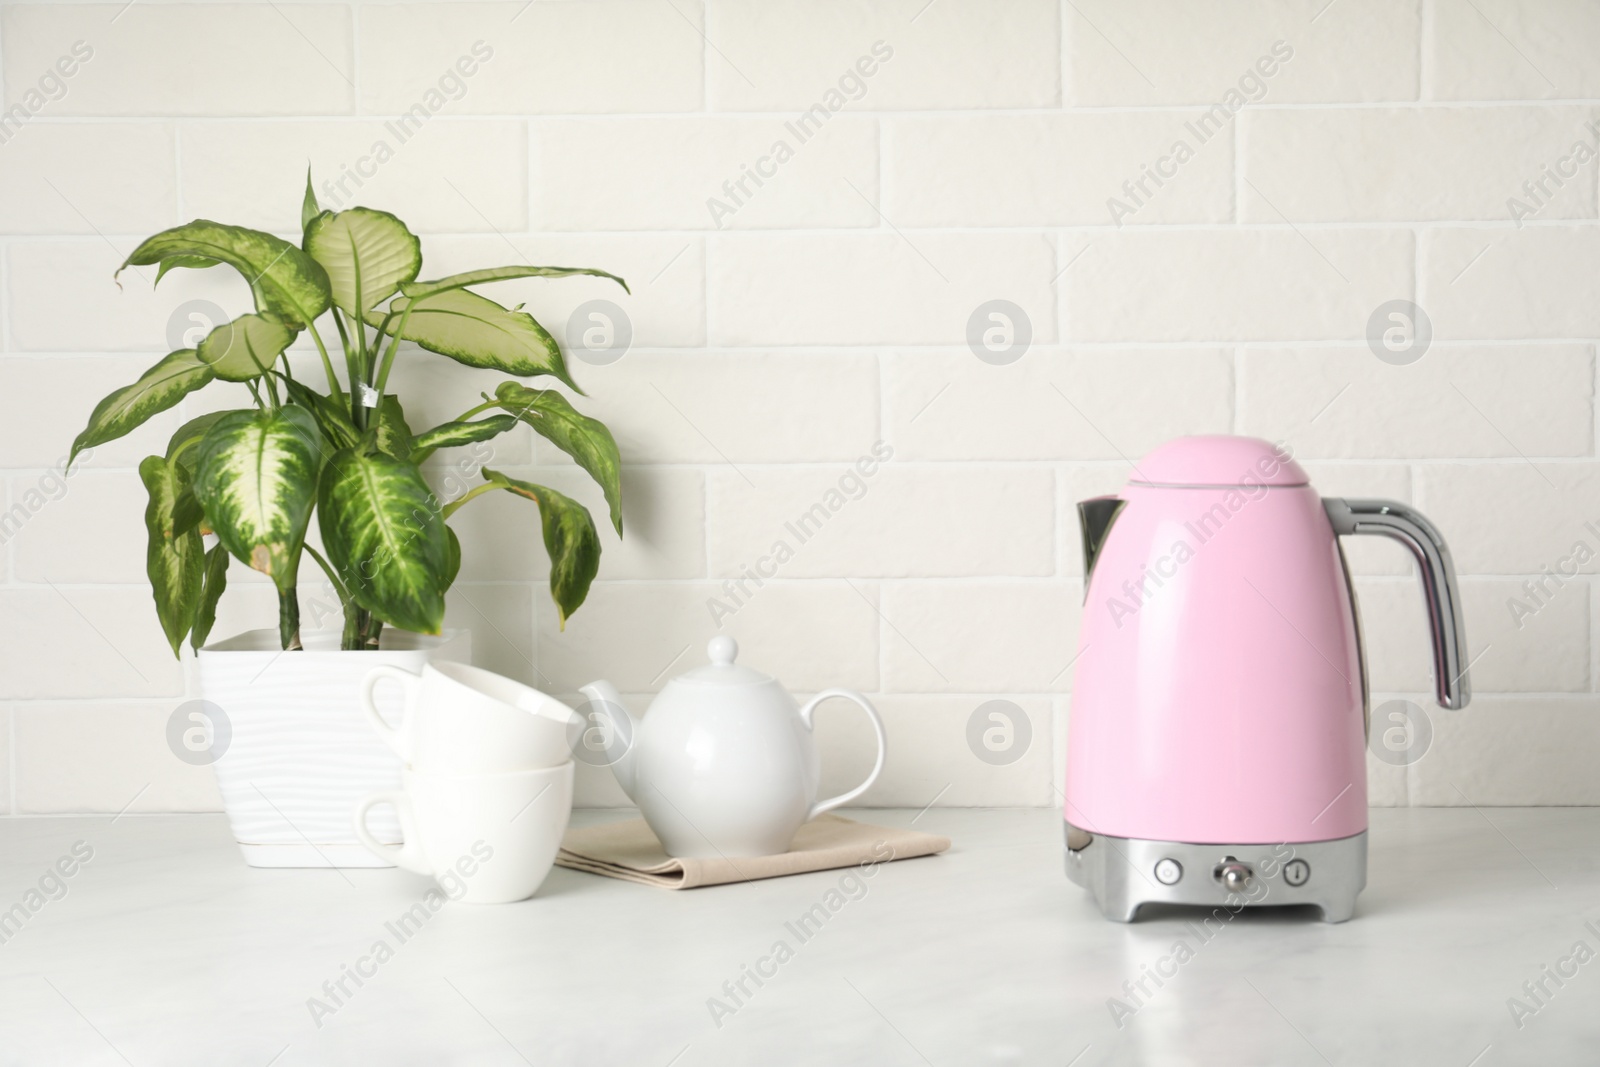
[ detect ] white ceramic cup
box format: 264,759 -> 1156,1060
360,661 -> 578,773
352,761 -> 574,904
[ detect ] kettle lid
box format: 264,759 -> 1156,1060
672,636 -> 773,688
1129,435 -> 1308,488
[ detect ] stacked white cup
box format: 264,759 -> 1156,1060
352,661 -> 579,903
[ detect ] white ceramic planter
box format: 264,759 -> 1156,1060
198,628 -> 470,868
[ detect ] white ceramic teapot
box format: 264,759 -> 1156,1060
579,636 -> 887,858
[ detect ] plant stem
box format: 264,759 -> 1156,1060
341,605 -> 362,651
278,587 -> 303,651
451,398 -> 501,423
306,320 -> 343,402
331,310 -> 365,430
371,304 -> 414,412
261,371 -> 282,410
341,607 -> 381,652
441,479 -> 499,519
355,314 -> 369,382
308,547 -> 367,652
331,306 -> 352,362
304,545 -> 349,604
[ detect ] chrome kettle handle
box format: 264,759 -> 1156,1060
1323,498 -> 1471,710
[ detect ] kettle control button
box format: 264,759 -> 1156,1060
1214,860 -> 1253,892
1153,858 -> 1183,885
1283,859 -> 1311,887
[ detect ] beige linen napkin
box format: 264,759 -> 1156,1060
556,813 -> 951,889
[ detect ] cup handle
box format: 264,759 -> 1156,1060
361,665 -> 420,762
352,790 -> 430,874
799,689 -> 887,821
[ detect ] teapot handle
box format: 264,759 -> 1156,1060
799,689 -> 887,821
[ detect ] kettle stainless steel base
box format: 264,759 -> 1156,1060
1064,821 -> 1366,923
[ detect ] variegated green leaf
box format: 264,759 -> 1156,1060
193,407 -> 323,592
155,255 -> 219,286
281,377 -> 358,451
139,455 -> 206,657
443,525 -> 461,590
166,410 -> 240,470
301,168 -> 324,236
401,264 -> 629,300
165,411 -> 234,537
196,312 -> 297,382
476,468 -> 599,627
492,381 -> 622,535
119,220 -> 332,329
366,288 -> 577,391
305,208 -> 422,319
374,395 -> 413,461
410,414 -> 516,462
190,544 -> 230,651
171,483 -> 206,539
318,448 -> 447,634
71,350 -> 213,468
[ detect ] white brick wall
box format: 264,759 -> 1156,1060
1,0 -> 1596,815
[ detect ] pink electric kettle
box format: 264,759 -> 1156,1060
1064,435 -> 1470,922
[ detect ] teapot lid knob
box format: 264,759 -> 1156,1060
676,636 -> 768,687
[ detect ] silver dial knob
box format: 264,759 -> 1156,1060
1216,861 -> 1252,892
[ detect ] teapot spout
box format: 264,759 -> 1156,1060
578,680 -> 639,800
1077,496 -> 1126,586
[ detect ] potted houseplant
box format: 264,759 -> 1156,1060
70,175 -> 627,866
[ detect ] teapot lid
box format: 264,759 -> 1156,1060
672,636 -> 772,688
1129,435 -> 1308,488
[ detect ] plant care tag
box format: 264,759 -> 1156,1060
357,382 -> 380,408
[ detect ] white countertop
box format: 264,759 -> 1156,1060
0,807 -> 1597,1066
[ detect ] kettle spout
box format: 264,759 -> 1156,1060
1076,496 -> 1126,587
577,680 -> 639,800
